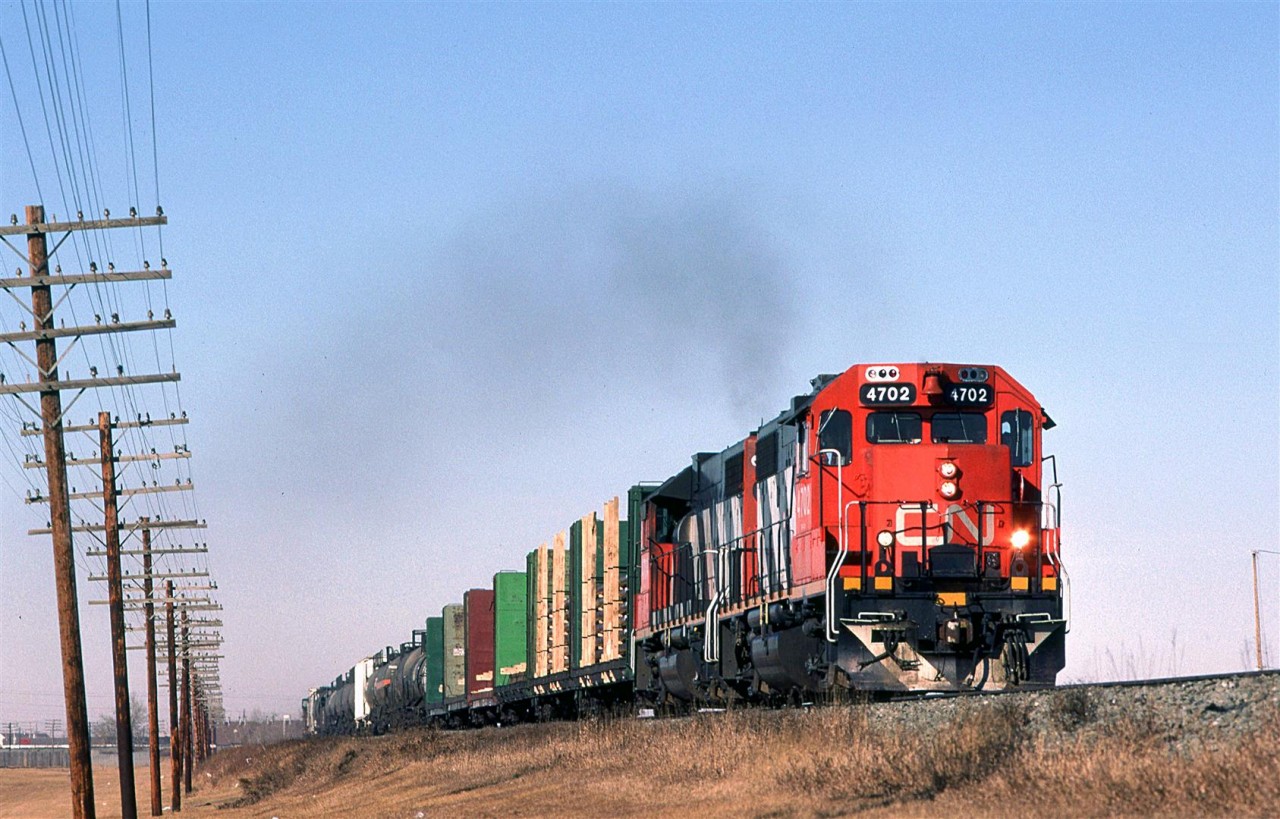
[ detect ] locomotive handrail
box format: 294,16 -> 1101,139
703,541 -> 729,663
828,498 -> 860,643
647,519 -> 791,628
721,520 -> 788,602
819,448 -> 845,642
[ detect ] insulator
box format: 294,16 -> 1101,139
103,209 -> 110,218
129,207 -> 137,218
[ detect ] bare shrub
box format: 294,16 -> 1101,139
1049,688 -> 1098,732
776,700 -> 1029,804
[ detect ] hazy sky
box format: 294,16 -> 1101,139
0,2 -> 1276,724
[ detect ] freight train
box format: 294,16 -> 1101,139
303,362 -> 1067,734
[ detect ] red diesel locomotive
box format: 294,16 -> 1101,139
634,361 -> 1066,703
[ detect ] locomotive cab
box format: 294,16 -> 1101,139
814,363 -> 1066,691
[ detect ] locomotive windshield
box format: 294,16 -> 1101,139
866,412 -> 922,443
931,412 -> 987,444
866,412 -> 989,444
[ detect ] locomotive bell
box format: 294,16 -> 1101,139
922,369 -> 947,399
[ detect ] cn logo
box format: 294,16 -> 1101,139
894,503 -> 995,547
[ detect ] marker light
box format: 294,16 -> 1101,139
1011,530 -> 1031,550
876,530 -> 894,548
939,462 -> 958,479
939,481 -> 959,499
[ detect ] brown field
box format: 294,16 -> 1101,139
5,694 -> 1278,818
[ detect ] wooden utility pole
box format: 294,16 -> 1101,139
26,205 -> 94,819
1253,550 -> 1280,671
1256,551 -> 1265,671
142,521 -> 162,816
181,609 -> 193,794
101,412 -> 138,819
166,580 -> 181,813
192,686 -> 205,762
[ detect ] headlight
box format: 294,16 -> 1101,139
1011,529 -> 1031,549
939,481 -> 958,499
876,530 -> 894,548
939,462 -> 958,478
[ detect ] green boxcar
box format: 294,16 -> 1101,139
424,616 -> 444,704
493,570 -> 528,686
442,603 -> 466,699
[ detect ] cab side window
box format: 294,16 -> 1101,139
818,409 -> 853,464
1000,409 -> 1035,467
796,421 -> 809,476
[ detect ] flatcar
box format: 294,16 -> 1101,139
303,362 -> 1067,732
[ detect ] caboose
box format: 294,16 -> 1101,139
634,362 -> 1066,702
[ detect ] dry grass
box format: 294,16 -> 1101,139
13,697 -> 1277,818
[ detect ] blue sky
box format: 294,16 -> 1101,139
0,1 -> 1276,722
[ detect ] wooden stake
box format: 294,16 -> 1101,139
581,513 -> 598,666
535,543 -> 548,677
552,532 -> 567,674
603,497 -> 620,661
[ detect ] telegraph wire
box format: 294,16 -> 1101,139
0,32 -> 44,205
5,2 -> 220,657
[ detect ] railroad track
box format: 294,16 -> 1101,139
822,668 -> 1280,708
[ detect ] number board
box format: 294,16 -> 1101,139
859,382 -> 917,406
946,384 -> 994,407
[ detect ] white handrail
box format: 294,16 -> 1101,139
819,449 -> 844,642
703,541 -> 727,663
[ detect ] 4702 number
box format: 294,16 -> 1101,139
860,383 -> 916,405
947,385 -> 992,405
